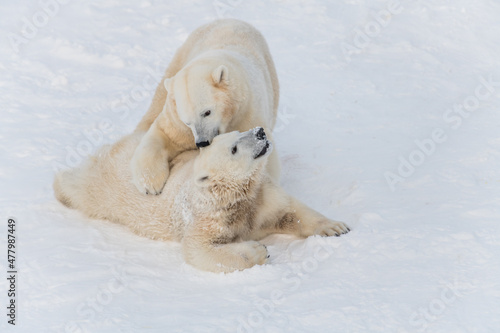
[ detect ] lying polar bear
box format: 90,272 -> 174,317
131,19 -> 280,195
54,128 -> 350,273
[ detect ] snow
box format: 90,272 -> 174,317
2,0 -> 500,332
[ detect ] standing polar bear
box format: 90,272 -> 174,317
132,19 -> 280,195
54,128 -> 350,273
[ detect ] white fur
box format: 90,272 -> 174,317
54,129 -> 350,273
131,19 -> 281,195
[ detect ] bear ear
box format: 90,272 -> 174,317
212,65 -> 228,85
163,78 -> 171,91
195,175 -> 210,187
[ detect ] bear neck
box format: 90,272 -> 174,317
202,172 -> 262,211
158,100 -> 196,152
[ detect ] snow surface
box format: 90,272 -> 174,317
2,0 -> 500,332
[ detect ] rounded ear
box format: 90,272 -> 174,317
195,175 -> 210,187
193,158 -> 211,187
212,65 -> 228,85
163,78 -> 171,91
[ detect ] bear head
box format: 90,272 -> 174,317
193,127 -> 272,203
164,58 -> 240,148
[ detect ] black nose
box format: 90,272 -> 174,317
256,127 -> 266,140
196,141 -> 210,148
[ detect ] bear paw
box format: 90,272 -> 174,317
131,145 -> 169,195
313,219 -> 350,237
237,241 -> 269,267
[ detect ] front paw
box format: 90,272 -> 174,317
312,219 -> 350,237
235,241 -> 269,268
131,145 -> 169,195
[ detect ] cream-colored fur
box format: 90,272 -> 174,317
54,129 -> 350,273
131,19 -> 280,195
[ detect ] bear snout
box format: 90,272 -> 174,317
196,141 -> 210,148
255,127 -> 266,140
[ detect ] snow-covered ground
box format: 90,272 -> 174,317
2,0 -> 500,332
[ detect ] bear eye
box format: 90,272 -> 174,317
231,146 -> 237,155
203,110 -> 211,117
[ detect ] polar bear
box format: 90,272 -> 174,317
131,19 -> 280,195
54,128 -> 350,273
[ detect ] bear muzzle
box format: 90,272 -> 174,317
252,127 -> 271,159
194,128 -> 220,148
196,141 -> 210,148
